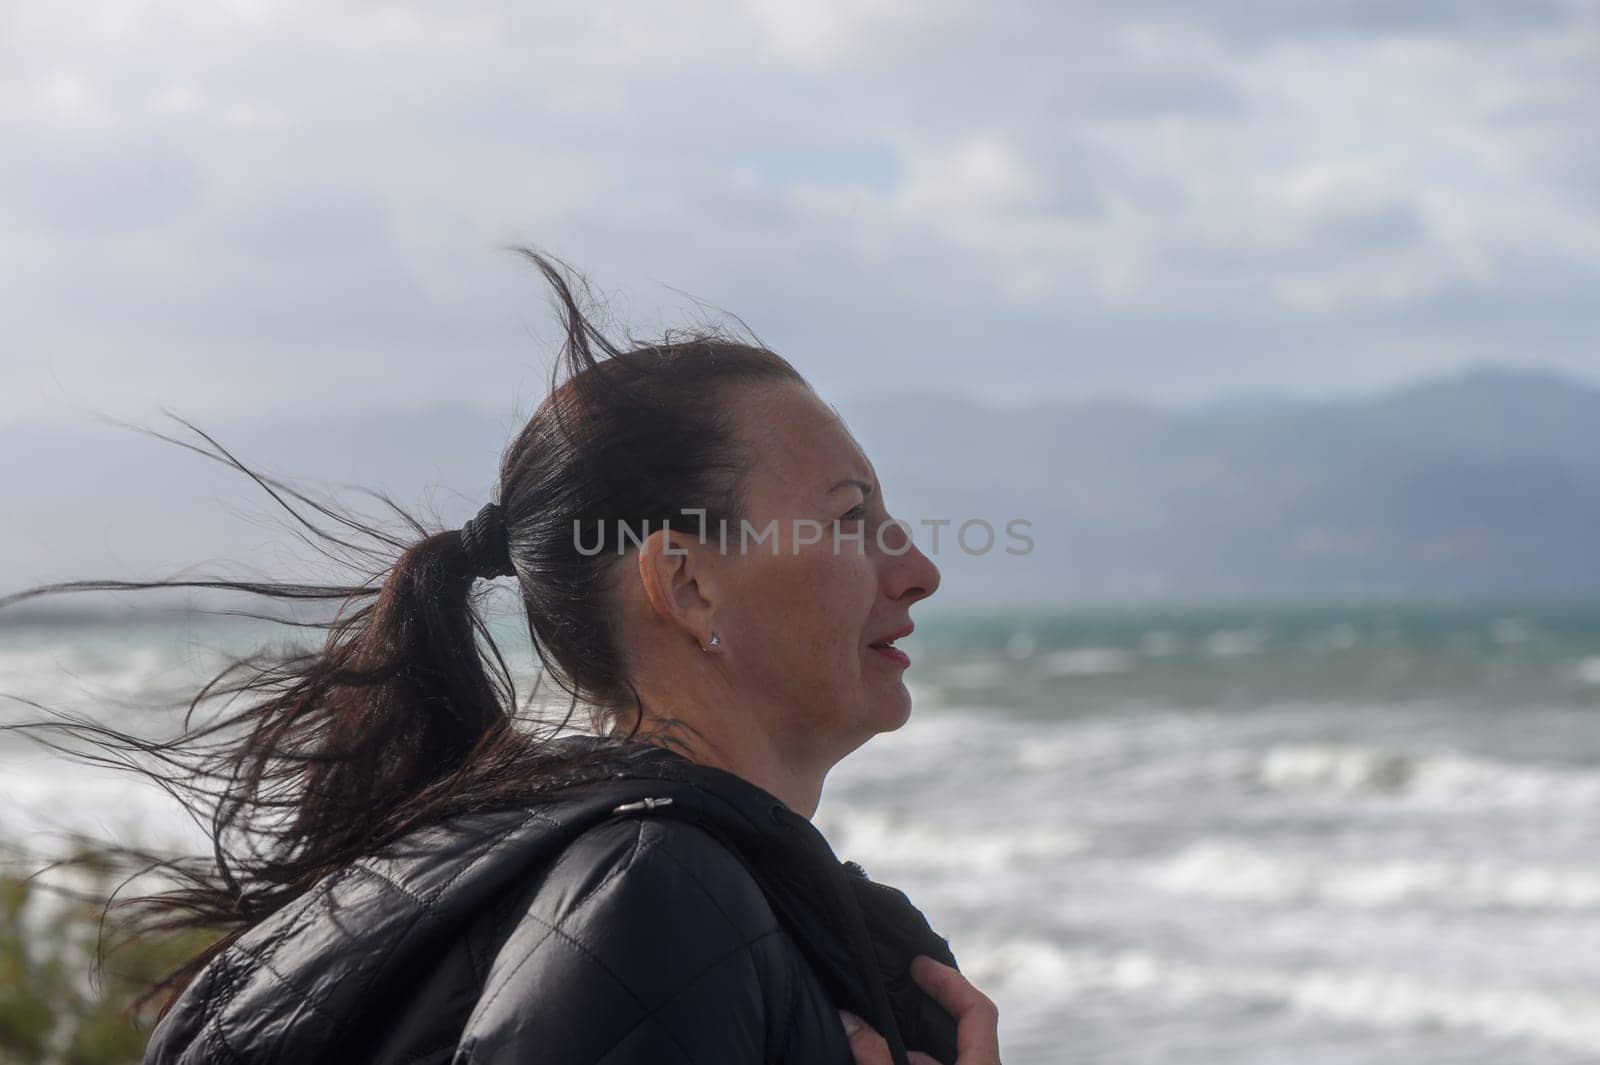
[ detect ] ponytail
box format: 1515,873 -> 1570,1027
282,525 -> 511,875
0,445 -> 591,1020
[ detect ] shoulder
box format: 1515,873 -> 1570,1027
458,815 -> 797,1064
558,814 -> 781,939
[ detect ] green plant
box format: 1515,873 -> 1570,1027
0,843 -> 220,1065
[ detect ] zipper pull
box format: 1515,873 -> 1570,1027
612,796 -> 675,815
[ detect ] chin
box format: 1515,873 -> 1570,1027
868,684 -> 914,734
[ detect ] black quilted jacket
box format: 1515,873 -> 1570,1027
142,735 -> 960,1065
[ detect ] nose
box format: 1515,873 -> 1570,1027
883,523 -> 940,605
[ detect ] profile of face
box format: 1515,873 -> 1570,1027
699,381 -> 942,764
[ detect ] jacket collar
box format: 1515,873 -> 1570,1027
546,731 -> 795,814
546,733 -> 959,1065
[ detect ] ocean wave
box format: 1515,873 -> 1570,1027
1258,743 -> 1416,794
1256,742 -> 1600,806
930,660 -> 1014,688
1146,840 -> 1600,910
1574,656 -> 1600,686
1203,628 -> 1269,658
0,642 -> 217,709
0,763 -> 207,854
961,938 -> 1600,1053
1041,647 -> 1136,677
1005,632 -> 1038,661
812,805 -> 1091,875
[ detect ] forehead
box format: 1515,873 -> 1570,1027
733,381 -> 873,499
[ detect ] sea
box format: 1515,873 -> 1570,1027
3,600 -> 1599,1064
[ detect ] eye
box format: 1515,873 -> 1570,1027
841,504 -> 867,522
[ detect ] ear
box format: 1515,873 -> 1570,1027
636,524 -> 719,650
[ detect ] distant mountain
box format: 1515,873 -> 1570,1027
4,365 -> 1597,614
834,364 -> 1600,606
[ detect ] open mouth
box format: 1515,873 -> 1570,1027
870,639 -> 908,665
867,641 -> 910,666
867,624 -> 913,667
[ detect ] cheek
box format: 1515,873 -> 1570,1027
736,547 -> 875,675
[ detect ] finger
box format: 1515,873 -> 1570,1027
909,956 -> 1001,1063
907,1052 -> 946,1065
839,1009 -> 894,1065
909,955 -> 995,1017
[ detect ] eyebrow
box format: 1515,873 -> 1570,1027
827,477 -> 875,497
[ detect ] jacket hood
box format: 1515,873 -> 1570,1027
144,734 -> 958,1065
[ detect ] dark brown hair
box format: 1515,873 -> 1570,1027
0,249 -> 809,1018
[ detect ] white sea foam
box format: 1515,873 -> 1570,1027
1147,840 -> 1600,910
1042,646 -> 1135,677
961,939 -> 1600,1053
1256,742 -> 1600,807
934,659 -> 1012,688
0,760 -> 208,855
1574,656 -> 1600,686
1258,743 -> 1416,794
1203,627 -> 1268,658
1004,632 -> 1038,660
1491,617 -> 1535,645
813,805 -> 1091,875
0,641 -> 226,715
1013,735 -> 1080,773
1007,709 -> 1232,776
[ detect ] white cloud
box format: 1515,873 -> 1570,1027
890,135 -> 1048,249
739,0 -> 935,71
2,0 -> 1597,423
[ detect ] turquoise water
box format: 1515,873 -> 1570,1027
8,598 -> 1599,719
4,600 -> 1600,1063
911,601 -> 1600,716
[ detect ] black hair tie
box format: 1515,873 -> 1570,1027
458,502 -> 516,580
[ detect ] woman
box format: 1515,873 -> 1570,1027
5,251 -> 1001,1065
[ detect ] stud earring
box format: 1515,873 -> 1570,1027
704,631 -> 721,652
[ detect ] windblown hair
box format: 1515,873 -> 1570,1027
0,249 -> 809,1019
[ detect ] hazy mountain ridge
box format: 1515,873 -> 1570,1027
835,364 -> 1600,604
4,364 -> 1597,611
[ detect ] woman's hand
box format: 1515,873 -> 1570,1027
839,954 -> 1001,1065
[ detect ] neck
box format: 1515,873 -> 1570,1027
617,685 -> 834,819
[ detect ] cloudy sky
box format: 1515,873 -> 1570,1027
5,0 -> 1597,427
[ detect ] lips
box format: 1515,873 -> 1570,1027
867,622 -> 914,649
869,643 -> 911,667
867,622 -> 914,667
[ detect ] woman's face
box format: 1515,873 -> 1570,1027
710,381 -> 941,762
